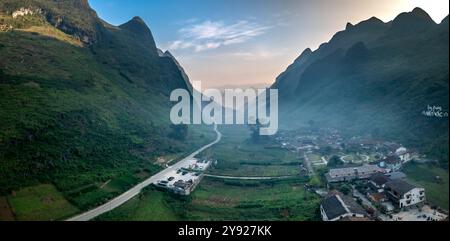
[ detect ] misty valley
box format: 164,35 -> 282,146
0,0 -> 448,224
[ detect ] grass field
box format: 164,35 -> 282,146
96,188 -> 179,221
211,165 -> 299,177
98,177 -> 320,221
403,162 -> 449,210
205,125 -> 300,177
7,184 -> 79,221
177,178 -> 320,221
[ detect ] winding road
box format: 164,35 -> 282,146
67,124 -> 222,221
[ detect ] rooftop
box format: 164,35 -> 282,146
385,179 -> 420,196
370,173 -> 391,186
329,165 -> 381,177
321,193 -> 367,220
386,172 -> 407,180
382,155 -> 402,164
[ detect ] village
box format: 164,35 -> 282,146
274,128 -> 449,221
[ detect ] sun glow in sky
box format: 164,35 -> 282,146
89,0 -> 449,89
403,0 -> 449,22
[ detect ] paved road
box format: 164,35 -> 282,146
67,124 -> 222,221
204,174 -> 296,180
302,153 -> 315,175
352,185 -> 376,210
342,154 -> 370,163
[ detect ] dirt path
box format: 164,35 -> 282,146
100,180 -> 112,189
0,197 -> 15,221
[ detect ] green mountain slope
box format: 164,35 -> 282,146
0,0 -> 201,208
272,8 -> 449,165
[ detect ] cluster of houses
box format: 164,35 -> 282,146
321,171 -> 427,221
274,129 -> 447,221
319,146 -> 437,221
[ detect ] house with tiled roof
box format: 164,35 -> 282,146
385,179 -> 426,209
320,193 -> 369,221
325,165 -> 383,183
369,173 -> 391,193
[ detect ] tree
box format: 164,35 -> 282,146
327,155 -> 344,168
339,184 -> 352,195
168,124 -> 188,140
319,146 -> 333,156
249,118 -> 262,143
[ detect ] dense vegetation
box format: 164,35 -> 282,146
0,0 -> 209,213
273,8 -> 449,167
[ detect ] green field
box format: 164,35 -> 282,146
403,162 -> 449,210
98,177 -> 320,221
210,165 -> 299,177
96,188 -> 179,221
204,126 -> 300,177
177,178 -> 320,221
7,184 -> 79,221
98,125 -> 320,221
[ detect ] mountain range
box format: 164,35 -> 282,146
272,8 -> 449,166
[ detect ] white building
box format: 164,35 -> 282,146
395,147 -> 412,162
385,179 -> 426,209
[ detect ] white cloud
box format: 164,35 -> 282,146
227,49 -> 288,60
169,20 -> 271,52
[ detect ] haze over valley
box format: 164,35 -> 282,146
0,0 -> 448,222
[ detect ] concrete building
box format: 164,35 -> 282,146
385,179 -> 426,209
320,193 -> 368,221
395,147 -> 412,162
325,165 -> 383,183
380,155 -> 402,172
154,159 -> 212,195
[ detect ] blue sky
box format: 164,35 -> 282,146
89,0 -> 449,88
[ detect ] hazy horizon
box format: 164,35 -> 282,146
89,0 -> 449,89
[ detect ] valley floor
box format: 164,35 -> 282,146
97,125 -> 322,221
1,125 -> 448,221
97,125 -> 449,221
